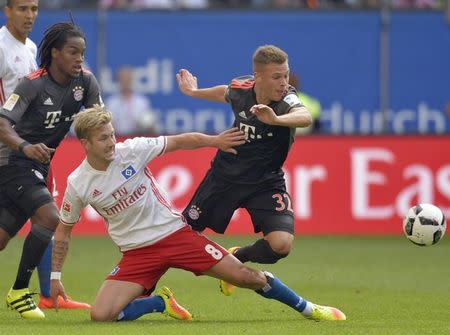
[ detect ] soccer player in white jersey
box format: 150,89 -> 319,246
0,0 -> 37,105
0,0 -> 89,311
50,106 -> 346,322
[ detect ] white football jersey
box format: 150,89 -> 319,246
60,136 -> 186,251
0,26 -> 37,105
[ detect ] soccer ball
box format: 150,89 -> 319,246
402,204 -> 446,246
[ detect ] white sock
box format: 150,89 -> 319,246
301,301 -> 314,317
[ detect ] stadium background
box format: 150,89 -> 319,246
1,8 -> 450,235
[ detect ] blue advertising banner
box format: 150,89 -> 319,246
1,10 -> 449,134
389,12 -> 450,134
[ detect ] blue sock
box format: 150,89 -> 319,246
37,240 -> 53,297
117,296 -> 165,321
255,272 -> 311,315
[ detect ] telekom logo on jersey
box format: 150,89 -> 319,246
102,184 -> 147,216
44,111 -> 77,129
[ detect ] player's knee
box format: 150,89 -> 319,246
266,234 -> 293,258
31,204 -> 59,230
269,243 -> 291,258
264,250 -> 288,264
242,238 -> 290,264
274,250 -> 289,261
262,239 -> 290,264
90,307 -> 116,322
30,224 -> 54,243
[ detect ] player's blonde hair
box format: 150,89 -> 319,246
74,106 -> 112,140
253,45 -> 288,71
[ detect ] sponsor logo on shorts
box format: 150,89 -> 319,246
32,169 -> 44,180
110,266 -> 120,276
188,205 -> 202,220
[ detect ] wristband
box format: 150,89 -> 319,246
50,272 -> 61,280
18,141 -> 30,153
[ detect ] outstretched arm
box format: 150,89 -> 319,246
165,127 -> 245,155
50,222 -> 74,310
250,105 -> 312,128
176,69 -> 227,103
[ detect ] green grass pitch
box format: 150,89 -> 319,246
0,235 -> 449,335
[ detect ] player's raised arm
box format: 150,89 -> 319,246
176,69 -> 227,103
164,127 -> 245,155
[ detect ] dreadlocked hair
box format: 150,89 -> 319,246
38,22 -> 85,69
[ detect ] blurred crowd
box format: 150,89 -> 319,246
23,1 -> 448,136
37,0 -> 447,10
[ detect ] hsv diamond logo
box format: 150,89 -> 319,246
121,165 -> 136,180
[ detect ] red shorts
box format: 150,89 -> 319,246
106,226 -> 228,290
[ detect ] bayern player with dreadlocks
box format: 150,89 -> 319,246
0,21 -> 101,319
